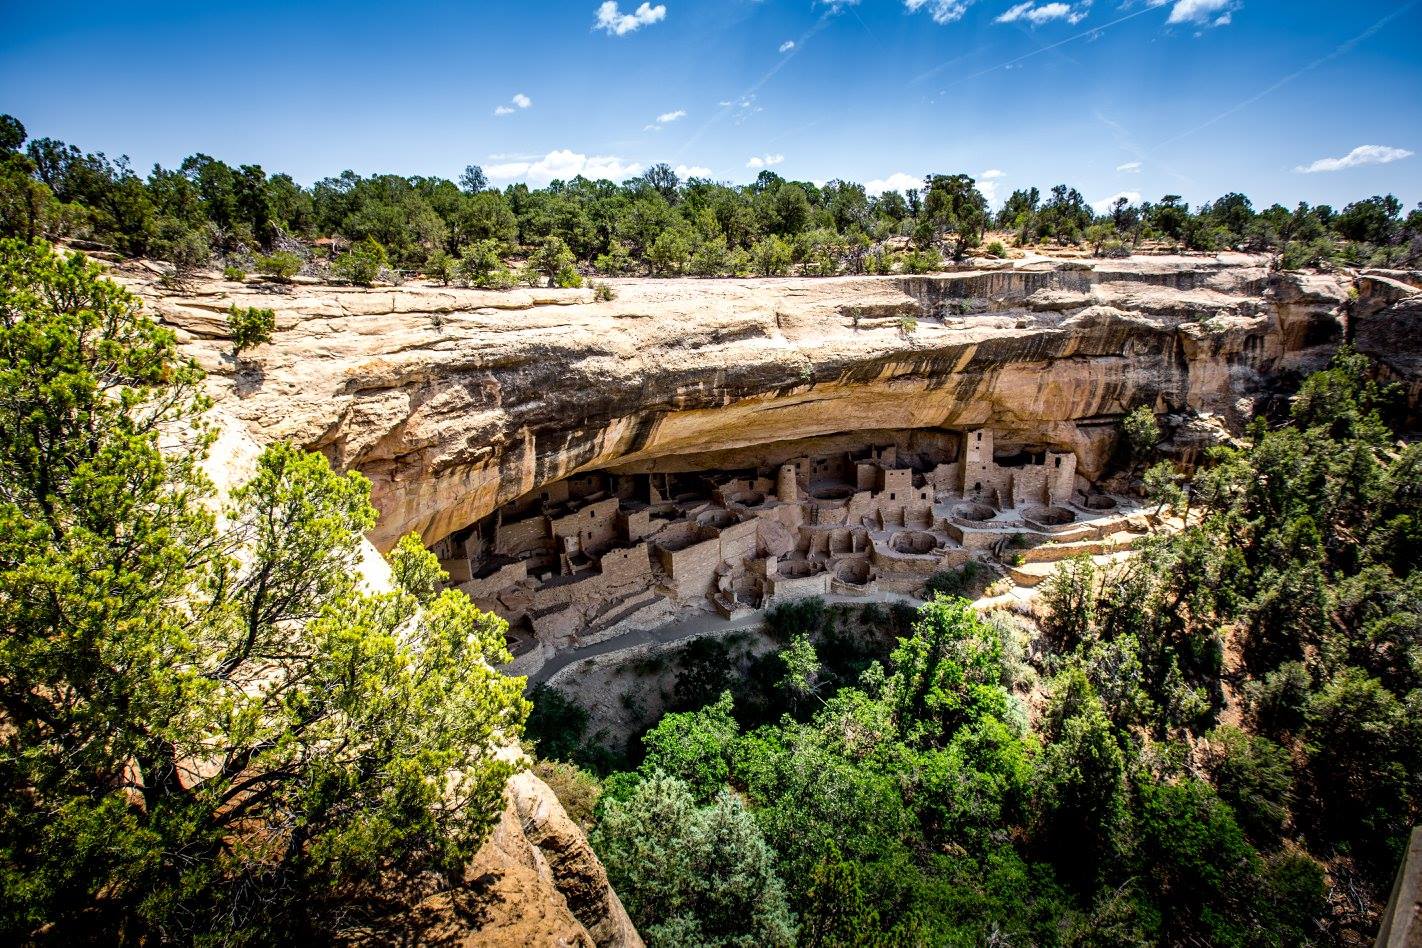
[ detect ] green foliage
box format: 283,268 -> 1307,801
528,235 -> 576,287
222,264 -> 245,281
1202,726 -> 1293,846
885,596 -> 1011,743
424,248 -> 455,285
1085,221 -> 1115,255
640,691 -> 740,801
922,173 -> 989,258
1122,404 -> 1161,466
899,247 -> 941,274
6,113 -> 1415,275
648,225 -> 693,275
1301,668 -> 1417,868
457,237 -> 507,287
778,634 -> 822,701
924,561 -> 984,598
0,240 -> 527,941
1032,668 -> 1126,883
332,236 -> 387,286
1143,460 -> 1185,515
1132,776 -> 1294,946
524,684 -> 621,772
594,240 -> 635,275
592,774 -> 797,947
225,303 -> 275,354
592,280 -> 616,301
531,759 -> 602,831
751,234 -> 792,276
151,217 -> 211,274
255,249 -> 302,280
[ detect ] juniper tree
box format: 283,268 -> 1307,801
0,240 -> 527,942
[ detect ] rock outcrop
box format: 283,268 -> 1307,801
363,773 -> 642,947
124,254 -> 1410,553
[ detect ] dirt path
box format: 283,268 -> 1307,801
528,591 -> 924,689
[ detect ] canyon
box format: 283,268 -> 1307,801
114,251 -> 1422,944
122,254 -> 1422,676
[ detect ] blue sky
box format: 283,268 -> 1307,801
3,0 -> 1419,211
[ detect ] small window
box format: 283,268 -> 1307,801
589,510 -> 595,519
976,432 -> 982,442
1054,457 -> 1061,468
889,492 -> 896,500
974,482 -> 981,491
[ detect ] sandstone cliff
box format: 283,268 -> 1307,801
124,253 -> 1419,554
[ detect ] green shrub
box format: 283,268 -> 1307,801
898,315 -> 919,335
222,265 -> 245,282
901,248 -> 942,274
528,236 -> 577,287
594,241 -> 635,276
332,238 -> 387,286
984,240 -> 1007,259
531,759 -> 602,832
1277,238 -> 1337,271
592,281 -> 616,302
554,265 -> 583,289
151,219 -> 211,274
458,239 -> 503,286
751,235 -> 792,276
926,561 -> 984,598
255,250 -> 302,281
424,249 -> 455,285
226,304 -> 276,354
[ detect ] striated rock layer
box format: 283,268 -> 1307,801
123,254 -> 1418,552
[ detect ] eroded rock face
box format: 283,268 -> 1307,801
349,773 -> 642,947
124,254 -> 1406,552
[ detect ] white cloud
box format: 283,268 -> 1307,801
1117,160 -> 1143,173
818,0 -> 861,11
746,153 -> 785,169
1295,144 -> 1415,174
865,172 -> 921,195
656,109 -> 686,124
1148,0 -> 1238,27
594,1 -> 667,35
976,169 -> 1006,202
486,149 -> 644,185
675,164 -> 713,178
1091,190 -> 1142,213
779,40 -> 796,52
904,0 -> 977,24
996,1 -> 1092,25
494,93 -> 532,116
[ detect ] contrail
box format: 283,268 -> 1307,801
677,14 -> 835,157
911,3 -> 1161,87
1148,0 -> 1421,153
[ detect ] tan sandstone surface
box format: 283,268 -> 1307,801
118,253 -> 1414,554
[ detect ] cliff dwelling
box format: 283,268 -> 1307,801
428,426 -> 1142,675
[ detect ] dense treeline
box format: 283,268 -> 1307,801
0,239 -> 529,942
2,113 -> 1420,287
527,350 -> 1421,946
